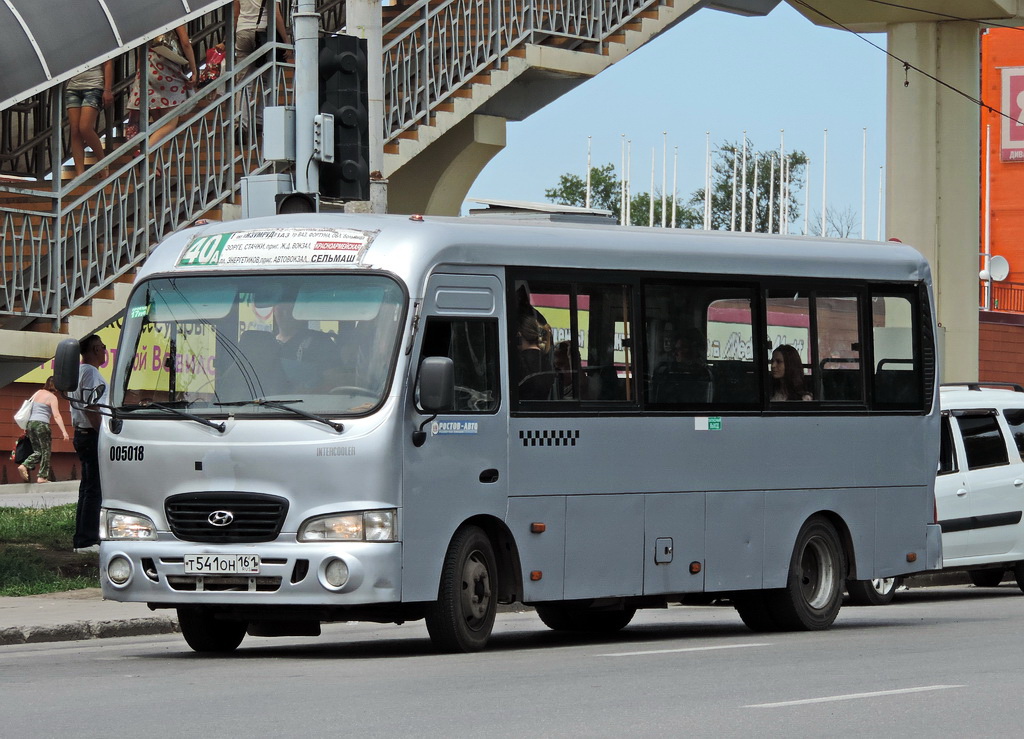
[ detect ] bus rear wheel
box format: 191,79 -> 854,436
770,516 -> 844,630
535,603 -> 636,633
177,607 -> 247,654
425,525 -> 497,653
846,576 -> 902,606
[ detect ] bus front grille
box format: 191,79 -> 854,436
165,492 -> 289,543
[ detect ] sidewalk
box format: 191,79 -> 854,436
0,479 -> 78,508
1,482 -> 180,645
0,588 -> 179,646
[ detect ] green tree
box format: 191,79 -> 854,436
544,162 -> 622,219
545,162 -> 697,226
689,138 -> 809,233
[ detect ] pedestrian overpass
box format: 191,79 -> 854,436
0,0 -> 1020,386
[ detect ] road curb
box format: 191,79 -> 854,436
0,616 -> 179,646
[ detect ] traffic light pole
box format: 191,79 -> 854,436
345,0 -> 386,214
293,0 -> 320,194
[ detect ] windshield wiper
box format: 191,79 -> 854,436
213,398 -> 344,433
139,401 -> 226,433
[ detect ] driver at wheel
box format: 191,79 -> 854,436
273,301 -> 336,392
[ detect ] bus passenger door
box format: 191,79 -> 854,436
401,274 -> 509,604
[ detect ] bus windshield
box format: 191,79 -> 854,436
113,274 -> 406,417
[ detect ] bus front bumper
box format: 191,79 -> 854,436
99,540 -> 403,607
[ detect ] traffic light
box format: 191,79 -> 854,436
318,34 -> 369,202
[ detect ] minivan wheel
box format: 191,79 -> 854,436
847,576 -> 902,606
968,569 -> 1004,588
1013,562 -> 1024,593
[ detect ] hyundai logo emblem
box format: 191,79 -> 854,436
208,510 -> 234,527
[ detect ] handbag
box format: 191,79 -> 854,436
12,434 -> 33,465
254,29 -> 288,62
254,1 -> 288,62
150,32 -> 189,67
13,398 -> 32,429
198,46 -> 225,88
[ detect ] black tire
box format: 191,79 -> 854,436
732,592 -> 782,632
424,525 -> 497,653
176,608 -> 247,654
846,576 -> 903,606
1013,562 -> 1024,593
768,516 -> 845,630
968,569 -> 1005,588
535,603 -> 636,633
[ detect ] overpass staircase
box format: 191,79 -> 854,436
0,0 -> 704,382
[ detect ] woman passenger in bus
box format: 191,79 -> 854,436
769,344 -> 813,401
517,315 -> 554,400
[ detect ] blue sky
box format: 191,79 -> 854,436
467,3 -> 889,238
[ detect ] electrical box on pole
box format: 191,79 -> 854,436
318,34 -> 369,202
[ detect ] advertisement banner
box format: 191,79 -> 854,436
1001,67 -> 1024,162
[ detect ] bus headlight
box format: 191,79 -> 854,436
298,510 -> 396,542
102,510 -> 157,540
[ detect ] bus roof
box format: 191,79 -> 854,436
142,212 -> 933,290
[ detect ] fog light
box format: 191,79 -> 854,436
107,555 -> 132,585
323,558 -> 350,588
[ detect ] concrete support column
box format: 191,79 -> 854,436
387,115 -> 507,215
886,21 -> 980,383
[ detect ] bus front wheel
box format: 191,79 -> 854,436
177,607 -> 247,653
771,516 -> 844,630
425,525 -> 497,653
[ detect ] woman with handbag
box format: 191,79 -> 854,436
17,377 -> 70,484
126,25 -> 199,152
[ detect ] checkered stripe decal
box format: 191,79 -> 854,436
519,429 -> 580,447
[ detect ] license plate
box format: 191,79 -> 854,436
183,554 -> 260,575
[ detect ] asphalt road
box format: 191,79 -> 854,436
2,584 -> 1023,737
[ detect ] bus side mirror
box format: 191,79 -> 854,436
53,338 -> 81,393
418,356 -> 454,413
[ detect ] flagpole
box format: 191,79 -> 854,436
740,133 -> 748,232
876,165 -> 883,240
585,135 -> 592,210
620,134 -> 626,226
649,147 -> 655,228
671,145 -> 678,229
704,132 -> 711,230
821,128 -> 828,237
778,130 -> 785,234
751,155 -> 759,233
860,127 -> 867,238
768,153 -> 775,234
661,132 -> 668,228
804,158 -> 810,235
730,145 -> 738,232
626,140 -> 632,226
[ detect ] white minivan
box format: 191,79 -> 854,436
849,382 -> 1024,605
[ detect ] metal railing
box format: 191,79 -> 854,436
986,281 -> 1024,313
383,0 -> 663,140
2,0 -> 670,328
1,45 -> 292,323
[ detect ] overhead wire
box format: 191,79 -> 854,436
861,0 -> 1024,31
792,0 -> 1017,124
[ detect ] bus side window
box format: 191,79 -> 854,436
420,318 -> 499,412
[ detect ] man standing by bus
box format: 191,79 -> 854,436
70,334 -> 107,553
